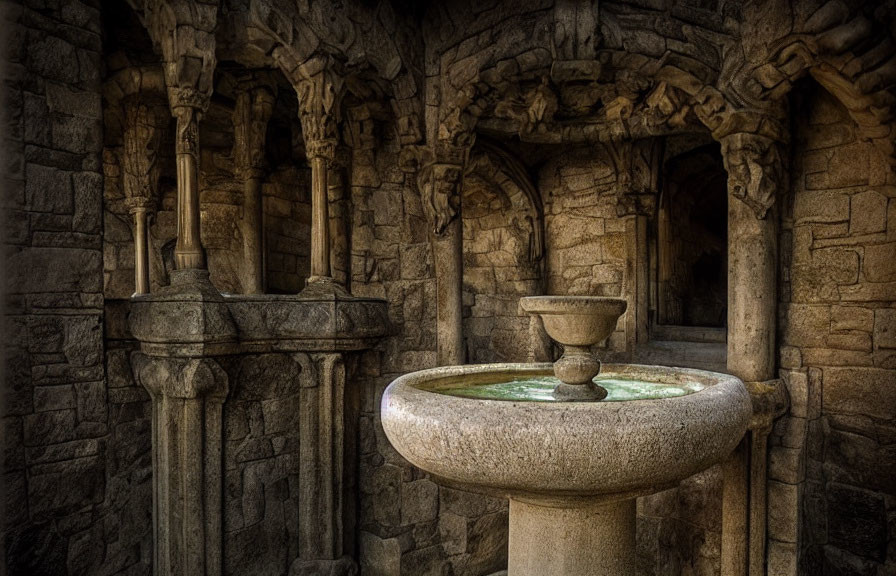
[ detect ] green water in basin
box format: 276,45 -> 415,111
438,375 -> 705,402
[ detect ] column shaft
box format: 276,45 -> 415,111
310,155 -> 331,279
133,208 -> 150,295
434,216 -> 464,365
727,195 -> 778,382
243,174 -> 264,293
174,108 -> 205,270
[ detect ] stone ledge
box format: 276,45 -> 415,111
126,274 -> 391,356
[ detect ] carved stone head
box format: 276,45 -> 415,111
721,133 -> 783,219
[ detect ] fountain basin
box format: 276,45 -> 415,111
382,362 -> 751,503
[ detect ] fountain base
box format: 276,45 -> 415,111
508,498 -> 637,576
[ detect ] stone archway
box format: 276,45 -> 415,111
462,144 -> 544,363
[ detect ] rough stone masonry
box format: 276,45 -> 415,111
1,1 -> 894,576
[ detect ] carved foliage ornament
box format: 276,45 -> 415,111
233,84 -> 276,176
399,145 -> 466,236
296,61 -> 344,152
123,99 -> 164,209
721,133 -> 784,220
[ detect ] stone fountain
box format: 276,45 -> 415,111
381,296 -> 751,576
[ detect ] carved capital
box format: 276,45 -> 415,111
721,132 -> 785,220
172,106 -> 200,157
122,98 -> 165,207
233,81 -> 276,178
133,354 -> 229,401
306,138 -> 338,161
296,56 -> 345,154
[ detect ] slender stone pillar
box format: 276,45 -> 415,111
290,353 -> 357,576
122,98 -> 163,295
129,201 -> 152,295
719,131 -> 787,576
173,102 -> 207,270
294,56 -> 345,291
233,81 -> 276,293
307,142 -> 336,281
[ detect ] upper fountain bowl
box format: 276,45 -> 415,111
520,296 -> 627,347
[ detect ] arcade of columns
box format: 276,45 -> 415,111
102,1 -> 896,575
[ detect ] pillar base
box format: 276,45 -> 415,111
508,497 -> 637,576
300,275 -> 350,298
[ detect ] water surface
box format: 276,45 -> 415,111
438,375 -> 704,402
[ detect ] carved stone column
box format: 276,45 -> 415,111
122,98 -> 163,295
294,56 -> 345,293
130,270 -> 238,576
233,79 -> 276,294
410,152 -> 467,366
290,353 -> 358,576
172,95 -> 209,270
719,130 -> 789,576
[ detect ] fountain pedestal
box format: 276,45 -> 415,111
509,498 -> 636,576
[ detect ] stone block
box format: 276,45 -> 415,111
850,190 -> 888,235
360,531 -> 401,576
401,479 -> 439,525
75,380 -> 106,423
874,309 -> 896,349
767,481 -> 799,543
769,445 -> 805,484
863,242 -> 896,282
33,384 -> 75,412
822,367 -> 896,420
793,190 -> 849,223
400,544 -> 443,576
7,247 -> 102,294
830,306 -> 873,333
825,428 -> 896,495
438,512 -> 468,556
781,370 -> 808,418
827,483 -> 887,562
767,540 -> 797,576
26,163 -> 73,214
780,304 -> 830,348
23,409 -> 77,446
805,142 -> 870,190
28,455 -> 105,519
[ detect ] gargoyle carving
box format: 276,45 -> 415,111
721,133 -> 784,220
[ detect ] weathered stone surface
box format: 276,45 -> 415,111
827,483 -> 888,562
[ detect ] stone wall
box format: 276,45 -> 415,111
462,171 -> 539,364
540,146 -> 629,353
776,83 -> 896,576
1,0 -> 123,573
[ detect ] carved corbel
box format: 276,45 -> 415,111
399,145 -> 468,236
720,132 -> 785,220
